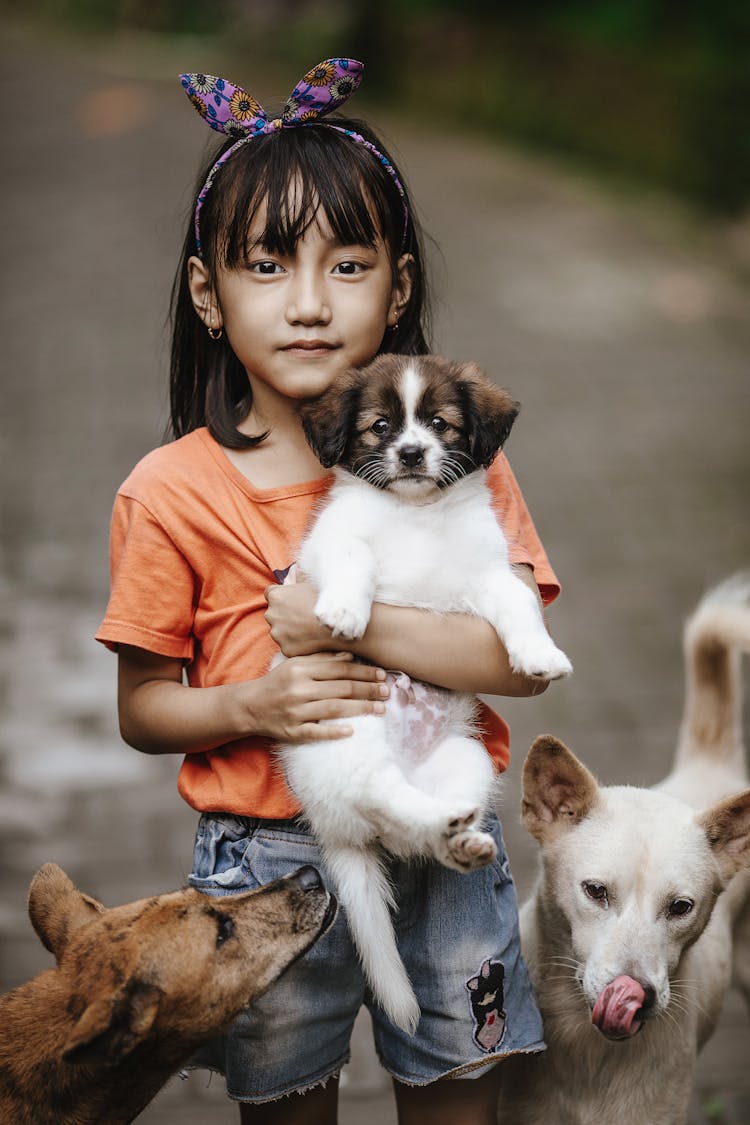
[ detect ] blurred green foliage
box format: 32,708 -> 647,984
352,0 -> 750,214
8,0 -> 749,214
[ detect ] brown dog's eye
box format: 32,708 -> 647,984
583,881 -> 608,907
216,915 -> 235,947
431,417 -> 448,433
668,898 -> 693,918
371,419 -> 390,436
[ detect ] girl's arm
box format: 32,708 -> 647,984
117,645 -> 390,755
265,566 -> 551,698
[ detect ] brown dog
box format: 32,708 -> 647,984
0,862 -> 335,1124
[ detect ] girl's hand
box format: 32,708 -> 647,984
242,651 -> 389,743
265,580 -> 341,657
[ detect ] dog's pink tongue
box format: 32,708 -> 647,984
592,976 -> 645,1039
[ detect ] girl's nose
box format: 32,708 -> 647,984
286,270 -> 331,326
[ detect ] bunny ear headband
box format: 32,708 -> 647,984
180,58 -> 408,257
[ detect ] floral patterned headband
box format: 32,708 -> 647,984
180,58 -> 409,257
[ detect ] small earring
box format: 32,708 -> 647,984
207,324 -> 223,341
389,321 -> 400,333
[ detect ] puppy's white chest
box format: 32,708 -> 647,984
370,512 -> 477,606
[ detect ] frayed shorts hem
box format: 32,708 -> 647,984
386,1040 -> 546,1087
184,1054 -> 350,1105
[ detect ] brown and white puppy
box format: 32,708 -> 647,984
497,574 -> 750,1125
0,863 -> 334,1125
273,354 -> 571,1033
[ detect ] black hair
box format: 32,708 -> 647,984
169,116 -> 432,448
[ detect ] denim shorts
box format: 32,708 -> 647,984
187,810 -> 544,1103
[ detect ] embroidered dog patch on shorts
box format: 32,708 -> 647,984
467,957 -> 507,1052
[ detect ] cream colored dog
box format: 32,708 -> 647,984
498,575 -> 750,1124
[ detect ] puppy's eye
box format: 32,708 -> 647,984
583,881 -> 609,907
371,419 -> 390,436
431,416 -> 448,433
668,898 -> 694,918
216,915 -> 235,947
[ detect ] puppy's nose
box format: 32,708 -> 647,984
398,445 -> 424,467
291,866 -> 324,893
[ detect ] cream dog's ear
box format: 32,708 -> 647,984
521,735 -> 601,842
698,789 -> 750,881
299,370 -> 363,468
455,361 -> 520,469
27,863 -> 105,963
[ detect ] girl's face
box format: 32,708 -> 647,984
188,205 -> 413,417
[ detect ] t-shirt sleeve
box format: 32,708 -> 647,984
487,454 -> 561,607
96,492 -> 196,659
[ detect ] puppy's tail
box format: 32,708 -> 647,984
323,845 -> 421,1035
676,572 -> 750,773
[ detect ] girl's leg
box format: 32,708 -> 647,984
393,1066 -> 501,1125
239,1078 -> 339,1125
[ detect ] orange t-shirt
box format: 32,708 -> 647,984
96,428 -> 559,818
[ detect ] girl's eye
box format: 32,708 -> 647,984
333,261 -> 365,276
668,898 -> 694,918
431,417 -> 448,433
249,261 -> 283,275
371,419 -> 390,436
583,881 -> 609,907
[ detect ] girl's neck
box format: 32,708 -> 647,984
224,386 -> 327,490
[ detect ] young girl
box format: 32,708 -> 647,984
97,59 -> 561,1125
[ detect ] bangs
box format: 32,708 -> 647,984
205,124 -> 398,268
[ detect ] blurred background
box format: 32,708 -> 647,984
1,2 -> 748,1121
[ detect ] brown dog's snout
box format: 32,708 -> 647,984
290,865 -> 324,893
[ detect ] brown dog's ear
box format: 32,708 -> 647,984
62,981 -> 163,1067
521,735 -> 601,842
455,361 -> 520,469
299,369 -> 363,468
698,789 -> 750,881
28,863 -> 105,962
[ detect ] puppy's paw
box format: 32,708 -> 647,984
506,635 -> 573,681
314,590 -> 372,640
442,830 -> 497,872
446,807 -> 480,834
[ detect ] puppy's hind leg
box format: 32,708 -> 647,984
409,734 -> 499,872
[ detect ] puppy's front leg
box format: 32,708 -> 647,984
473,568 -> 572,680
301,529 -> 377,640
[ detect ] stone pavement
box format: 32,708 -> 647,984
1,23 -> 748,1124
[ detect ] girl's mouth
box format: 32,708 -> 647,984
282,340 -> 339,355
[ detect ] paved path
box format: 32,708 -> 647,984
1,24 -> 748,1124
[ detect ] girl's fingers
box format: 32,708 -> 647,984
311,678 -> 390,702
294,721 -> 354,742
303,653 -> 388,683
301,698 -> 387,722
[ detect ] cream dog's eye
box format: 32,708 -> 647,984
583,881 -> 609,906
668,898 -> 694,918
431,416 -> 448,433
371,419 -> 390,436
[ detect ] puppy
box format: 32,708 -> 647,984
0,863 -> 334,1124
497,574 -> 750,1124
275,353 -> 571,1033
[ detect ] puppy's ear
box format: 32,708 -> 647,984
299,370 -> 362,468
698,789 -> 750,881
456,362 -> 520,469
521,735 -> 600,842
28,863 -> 105,962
